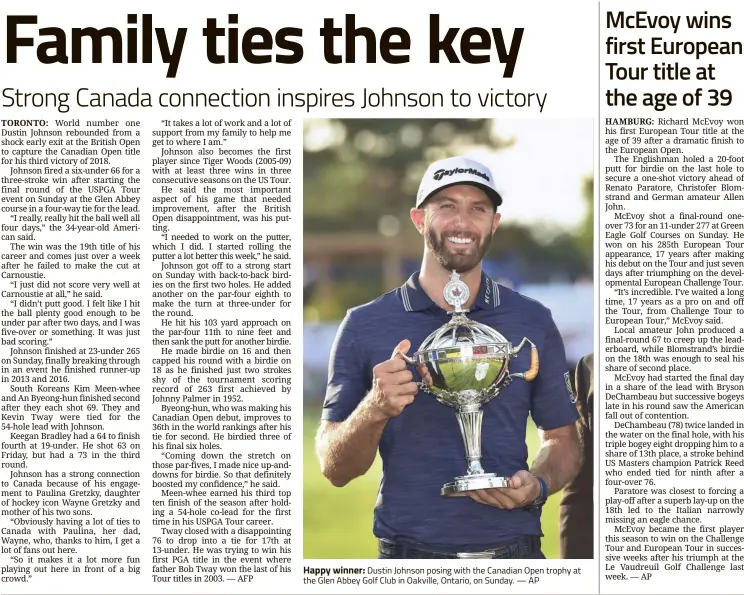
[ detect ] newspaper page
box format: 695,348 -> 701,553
0,1 -> 741,594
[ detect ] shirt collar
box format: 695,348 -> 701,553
400,271 -> 501,312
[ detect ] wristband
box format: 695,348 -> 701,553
527,475 -> 548,509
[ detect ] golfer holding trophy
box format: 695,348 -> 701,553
316,156 -> 581,559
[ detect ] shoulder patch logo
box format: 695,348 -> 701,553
564,371 -> 576,404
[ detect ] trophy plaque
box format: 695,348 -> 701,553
401,271 -> 539,496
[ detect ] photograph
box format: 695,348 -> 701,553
302,118 -> 594,560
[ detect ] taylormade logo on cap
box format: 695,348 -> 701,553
416,156 -> 503,209
432,167 -> 491,182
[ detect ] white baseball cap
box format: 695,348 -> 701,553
415,156 -> 503,209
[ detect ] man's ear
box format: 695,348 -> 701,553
410,208 -> 425,235
491,212 -> 501,235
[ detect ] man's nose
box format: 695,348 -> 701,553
452,216 -> 463,228
452,210 -> 470,227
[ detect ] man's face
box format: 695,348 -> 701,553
413,185 -> 500,273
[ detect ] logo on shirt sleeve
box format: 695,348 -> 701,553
564,371 -> 577,404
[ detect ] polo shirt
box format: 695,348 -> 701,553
322,271 -> 580,551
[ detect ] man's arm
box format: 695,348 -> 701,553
530,423 -> 582,494
316,339 -> 417,487
315,403 -> 388,488
560,354 -> 594,558
466,423 -> 581,509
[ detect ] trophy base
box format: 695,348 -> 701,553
441,473 -> 508,496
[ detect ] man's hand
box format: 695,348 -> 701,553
465,471 -> 541,509
367,339 -> 418,419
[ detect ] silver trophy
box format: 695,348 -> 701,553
401,271 -> 539,496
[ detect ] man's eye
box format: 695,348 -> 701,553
441,203 -> 454,209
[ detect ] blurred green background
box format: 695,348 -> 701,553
302,118 -> 593,559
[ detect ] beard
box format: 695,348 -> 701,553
424,223 -> 493,274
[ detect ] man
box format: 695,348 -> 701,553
559,353 -> 594,559
315,156 -> 581,559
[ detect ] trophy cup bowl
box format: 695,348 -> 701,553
400,272 -> 539,496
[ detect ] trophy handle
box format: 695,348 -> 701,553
508,338 -> 539,382
395,349 -> 439,395
397,351 -> 416,366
